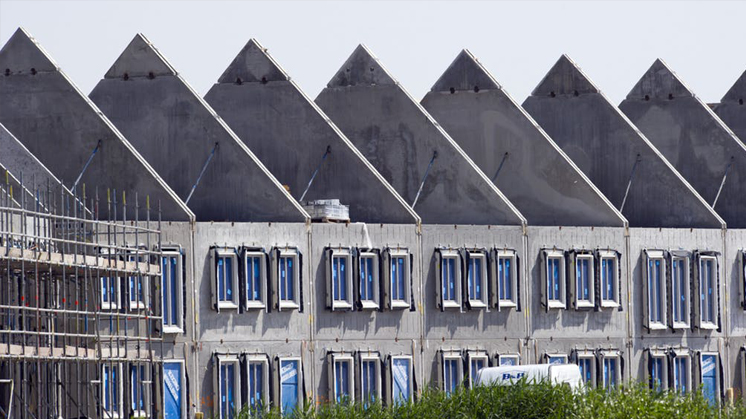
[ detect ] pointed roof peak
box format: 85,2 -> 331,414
625,58 -> 693,100
217,38 -> 289,84
430,49 -> 501,93
326,44 -> 396,88
0,27 -> 59,74
103,33 -> 176,79
531,54 -> 599,97
721,69 -> 746,103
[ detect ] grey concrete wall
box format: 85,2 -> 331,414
522,55 -> 723,229
89,34 -> 307,223
620,59 -> 746,228
421,50 -> 625,228
315,45 -> 524,226
204,39 -> 418,225
0,123 -> 68,195
0,28 -> 193,222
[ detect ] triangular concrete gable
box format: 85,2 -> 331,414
422,50 -> 626,227
316,45 -> 525,226
620,59 -> 746,227
0,28 -> 193,221
90,34 -> 308,223
204,39 -> 419,224
523,55 -> 723,228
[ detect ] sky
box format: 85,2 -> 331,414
1,0 -> 745,105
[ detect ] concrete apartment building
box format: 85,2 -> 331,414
1,27 -> 746,418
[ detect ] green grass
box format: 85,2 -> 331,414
227,381 -> 746,419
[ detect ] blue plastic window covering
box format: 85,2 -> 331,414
603,357 -> 617,389
391,256 -> 406,302
162,256 -> 179,326
673,258 -> 686,323
674,357 -> 688,393
648,259 -> 663,323
332,256 -> 347,302
220,362 -> 236,419
577,257 -> 591,302
650,357 -> 664,391
548,356 -> 565,365
103,365 -> 118,415
392,358 -> 410,404
280,256 -> 295,302
360,256 -> 375,302
701,354 -> 717,405
246,256 -> 262,302
442,257 -> 456,302
217,256 -> 233,302
468,257 -> 483,301
601,257 -> 615,302
163,362 -> 182,419
131,364 -> 145,411
443,358 -> 459,394
248,361 -> 264,410
280,360 -> 299,413
361,359 -> 377,407
499,257 -> 512,301
335,360 -> 351,403
578,358 -> 593,385
547,257 -> 561,302
470,358 -> 486,386
700,259 -> 715,324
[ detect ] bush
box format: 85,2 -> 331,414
227,381 -> 746,419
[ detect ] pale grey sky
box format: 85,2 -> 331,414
1,0 -> 745,105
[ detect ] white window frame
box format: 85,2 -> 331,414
647,349 -> 668,391
101,363 -> 123,419
441,352 -> 463,394
575,352 -> 596,388
331,353 -> 355,404
698,256 -> 718,330
244,354 -> 270,411
214,355 -> 241,419
101,274 -> 121,311
329,249 -> 354,311
389,251 -> 411,310
130,363 -> 151,419
278,357 -> 303,414
358,251 -> 380,310
127,253 -> 146,311
545,250 -> 566,309
161,248 -> 184,334
358,353 -> 382,406
598,250 -> 620,308
466,251 -> 489,309
645,250 -> 667,330
389,355 -> 414,404
498,353 -> 520,366
495,250 -> 518,309
599,351 -> 622,389
466,351 -> 489,387
162,360 -> 187,419
214,249 -> 239,310
698,352 -> 721,404
545,353 -> 568,365
439,250 -> 462,309
277,250 -> 301,310
573,253 -> 595,309
672,350 -> 691,394
244,251 -> 267,310
671,255 -> 690,329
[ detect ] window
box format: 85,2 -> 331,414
495,250 -> 518,309
543,250 -> 566,310
163,361 -> 185,419
275,249 -> 301,310
575,352 -> 596,387
672,352 -> 690,394
127,251 -> 146,310
644,250 -> 666,330
101,364 -> 122,418
0,379 -> 13,419
466,251 -> 488,308
326,248 -> 353,311
212,249 -> 239,310
389,356 -> 413,405
440,352 -> 463,394
599,250 -> 620,308
359,251 -> 380,309
438,249 -> 461,310
329,354 -> 354,404
278,358 -> 302,414
101,275 -> 120,310
214,356 -> 240,419
699,353 -> 720,405
359,354 -> 381,407
697,256 -> 718,329
467,352 -> 488,387
498,354 -> 520,366
130,364 -> 150,418
600,352 -> 621,390
387,250 -> 411,310
647,350 -> 668,391
245,355 -> 269,412
573,253 -> 594,309
244,250 -> 266,310
545,354 -> 567,365
162,248 -> 184,333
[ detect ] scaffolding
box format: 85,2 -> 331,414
0,173 -> 163,419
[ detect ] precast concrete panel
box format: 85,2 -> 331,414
0,123 -> 70,196
205,39 -> 418,224
522,55 -> 722,229
620,59 -> 746,228
421,50 -> 625,228
89,34 -> 307,223
315,45 -> 524,226
0,28 -> 193,221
